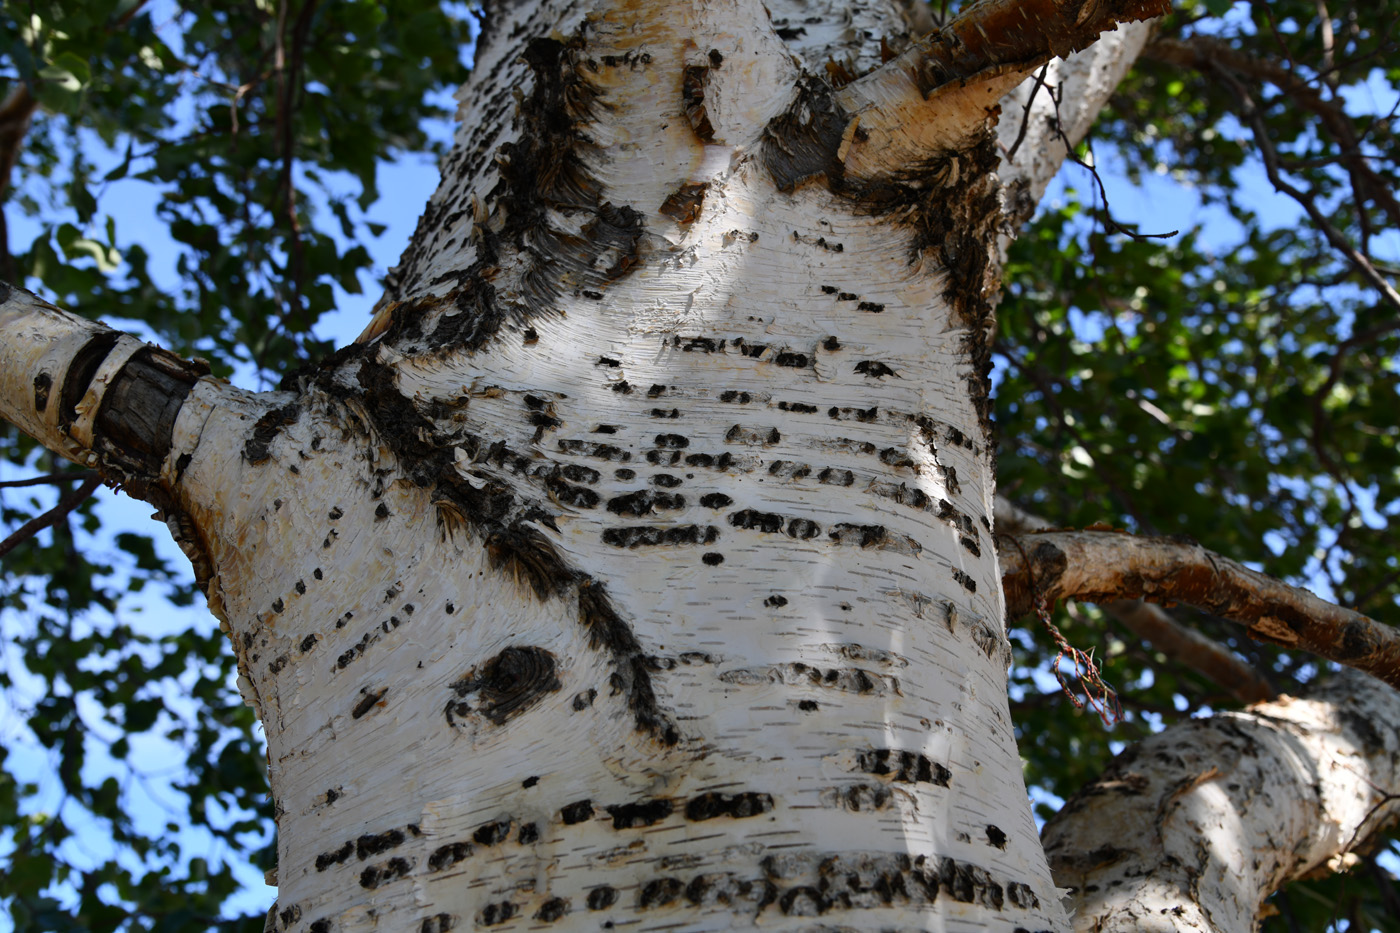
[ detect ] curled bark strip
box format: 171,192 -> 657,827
1001,530 -> 1400,690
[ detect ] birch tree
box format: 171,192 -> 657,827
2,1 -> 1399,932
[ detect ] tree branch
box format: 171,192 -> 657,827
994,498 -> 1276,703
1000,528 -> 1400,690
1048,669 -> 1400,933
0,470 -> 99,489
0,476 -> 102,560
835,0 -> 1168,180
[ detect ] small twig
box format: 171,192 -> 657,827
0,470 -> 99,489
0,477 -> 103,561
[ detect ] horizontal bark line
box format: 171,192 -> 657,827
999,529 -> 1400,689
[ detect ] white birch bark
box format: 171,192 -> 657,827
1045,671 -> 1400,933
0,4 -> 1247,933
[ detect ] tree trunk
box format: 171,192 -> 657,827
8,2 -> 1394,933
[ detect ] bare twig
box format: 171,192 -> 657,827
0,470 -> 99,489
1000,528 -> 1400,690
0,477 -> 103,561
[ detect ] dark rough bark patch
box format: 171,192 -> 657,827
606,798 -> 673,829
534,898 -> 569,922
359,857 -> 411,889
351,687 -> 388,720
474,820 -> 512,846
660,182 -> 708,224
762,77 -> 849,192
448,646 -> 561,726
314,840 -> 354,871
685,791 -> 774,821
478,902 -> 516,926
356,828 -> 405,860
852,748 -> 951,786
32,371 -> 51,413
244,401 -> 303,465
419,913 -> 456,933
586,886 -> 618,910
639,877 -> 686,909
578,582 -> 680,745
427,841 -> 473,872
561,800 -> 595,824
682,66 -> 715,141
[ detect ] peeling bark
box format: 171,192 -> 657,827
1001,529 -> 1400,690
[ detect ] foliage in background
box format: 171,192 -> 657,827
1,0 -> 1398,930
995,0 -> 1400,928
0,1 -> 470,929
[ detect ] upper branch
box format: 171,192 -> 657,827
1000,528 -> 1400,689
834,0 -> 1169,179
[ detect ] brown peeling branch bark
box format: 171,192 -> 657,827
993,498 -> 1276,703
1001,529 -> 1400,690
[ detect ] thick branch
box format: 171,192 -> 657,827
836,0 -> 1168,179
1047,669 -> 1400,932
1001,529 -> 1400,689
994,498 -> 1275,703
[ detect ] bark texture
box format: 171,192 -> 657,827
1046,670 -> 1400,932
0,3 -> 1220,933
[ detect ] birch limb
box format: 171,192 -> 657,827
1000,529 -> 1400,690
1045,670 -> 1400,933
834,0 -> 1168,181
993,498 -> 1276,704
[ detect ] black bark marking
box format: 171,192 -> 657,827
762,78 -> 847,191
602,525 -> 718,548
535,898 -> 569,922
606,798 -> 673,829
478,902 -> 516,926
702,552 -> 725,565
473,820 -> 512,846
314,841 -> 354,871
764,594 -> 788,608
607,489 -> 685,516
561,800 -> 595,824
952,568 -> 976,593
518,822 -> 539,844
578,582 -> 680,744
986,825 -> 1007,849
447,646 -> 561,726
359,857 -> 411,889
356,829 -> 405,860
352,687 -> 387,720
244,402 -> 303,465
685,791 -> 774,821
852,749 -> 951,786
729,509 -> 785,534
586,886 -> 618,910
427,842 -> 473,871
639,877 -> 685,909
419,913 -> 456,933
855,360 -> 898,379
